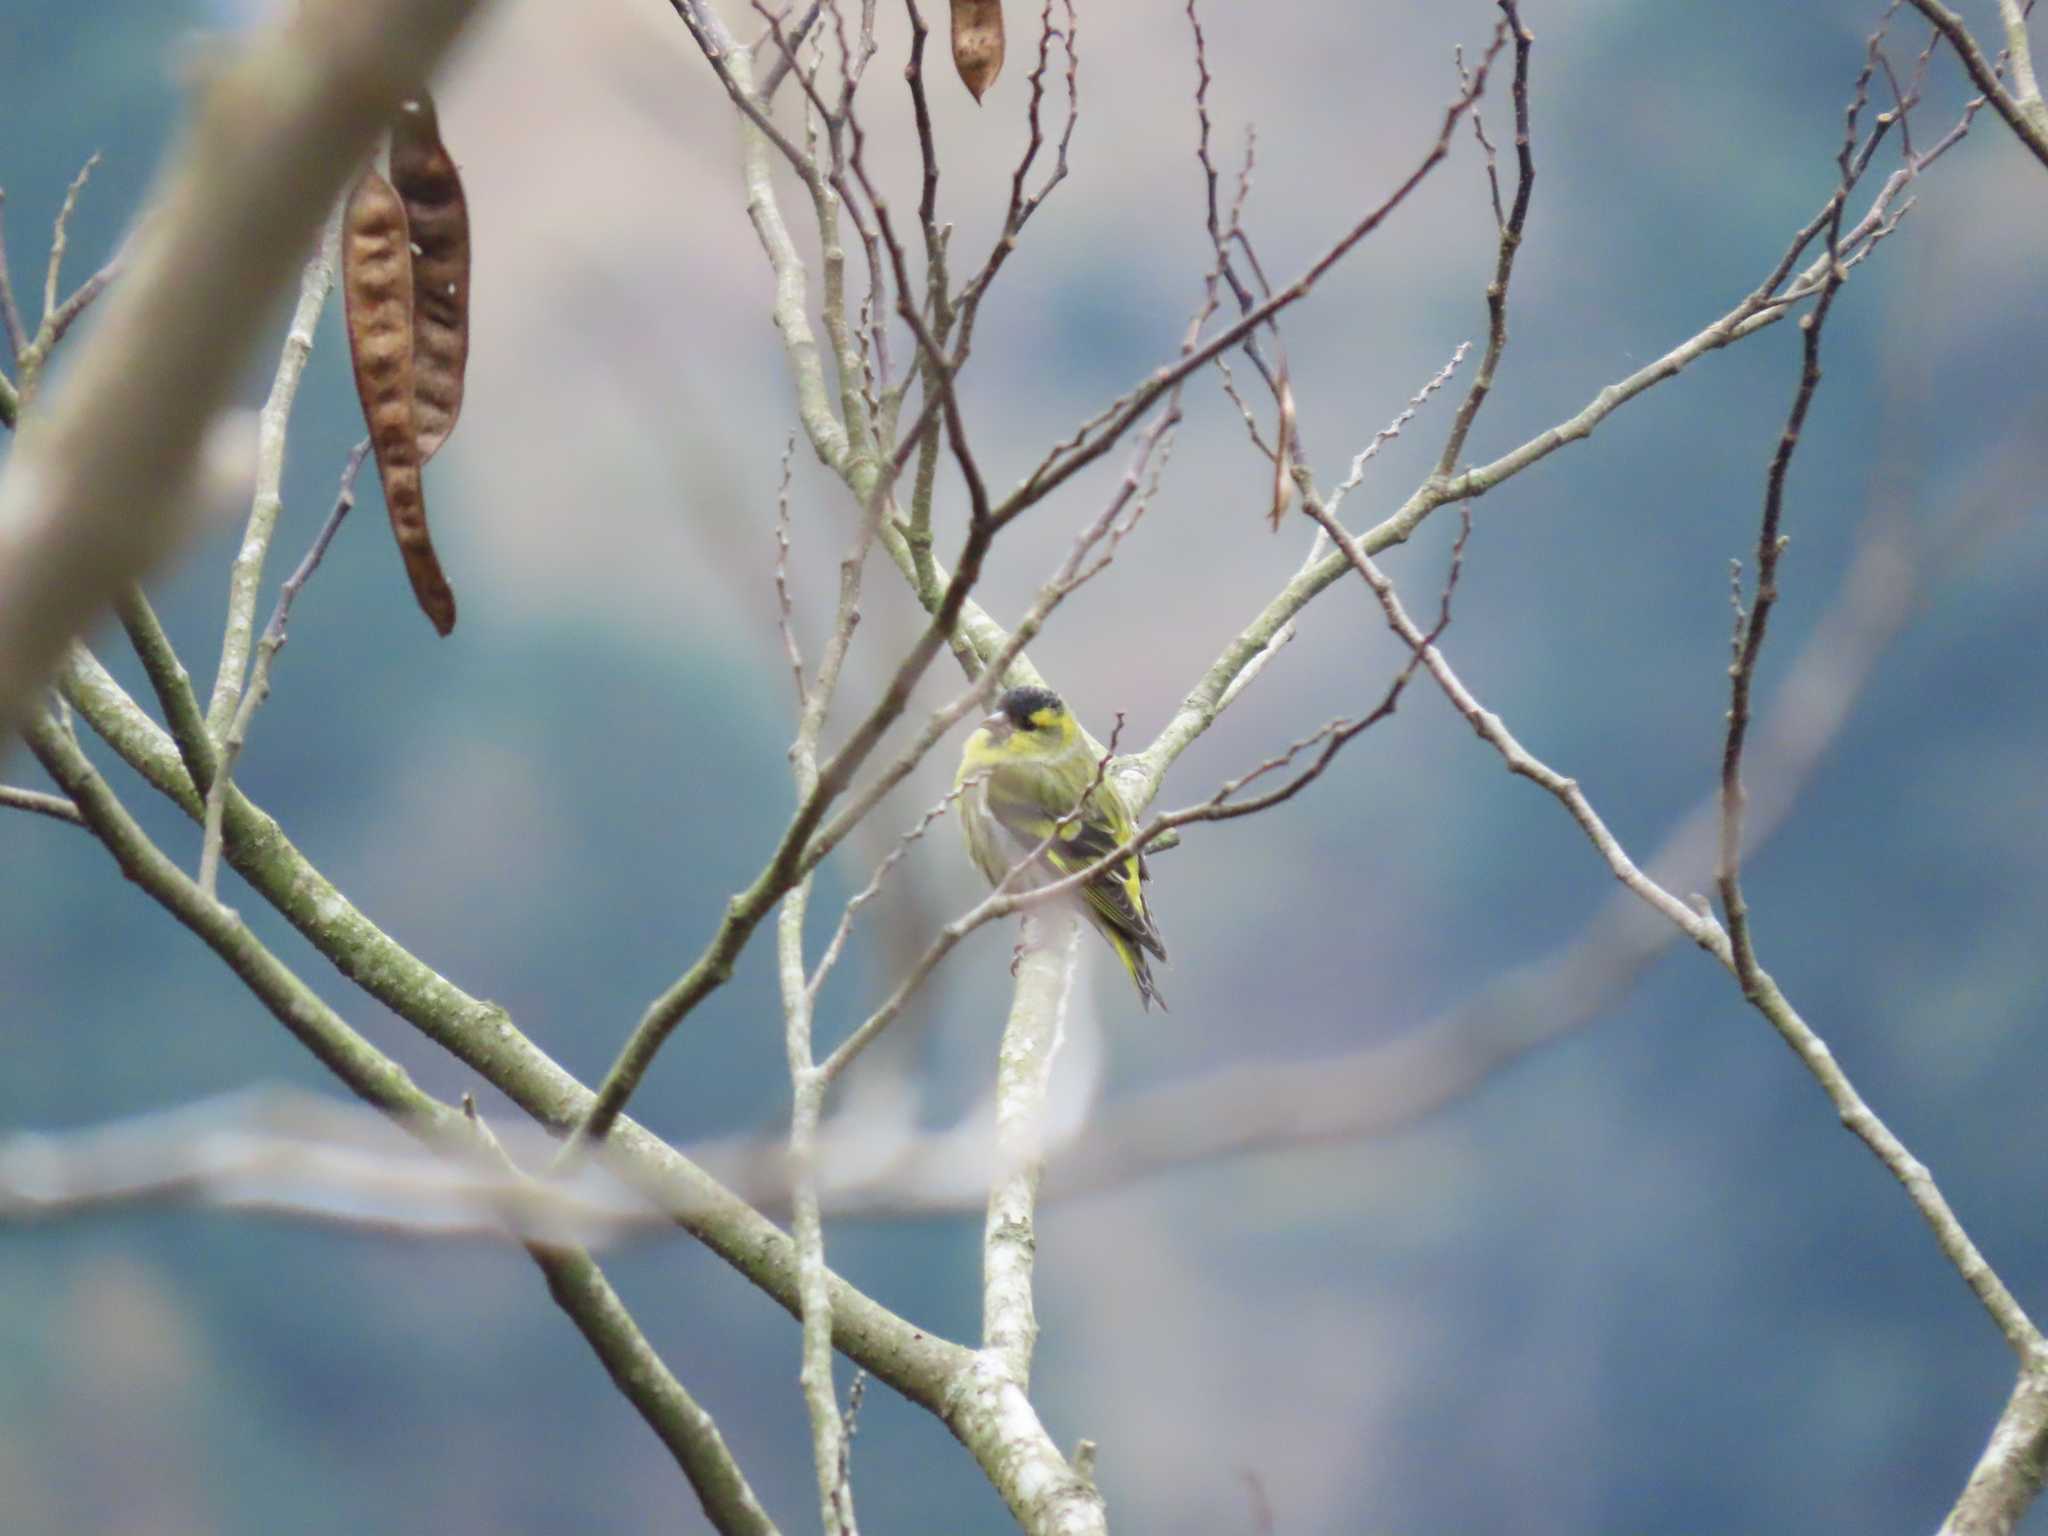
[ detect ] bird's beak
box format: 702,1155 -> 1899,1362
979,711 -> 1011,741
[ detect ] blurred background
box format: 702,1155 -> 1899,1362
5,0 -> 2048,1531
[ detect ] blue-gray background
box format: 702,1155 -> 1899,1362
5,1 -> 2048,1531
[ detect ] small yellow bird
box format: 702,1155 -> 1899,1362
956,685 -> 1168,1010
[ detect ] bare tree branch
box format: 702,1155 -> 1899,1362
1716,40 -> 2044,1386
1903,0 -> 2048,169
0,187 -> 27,361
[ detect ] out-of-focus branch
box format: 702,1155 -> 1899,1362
0,1088 -> 655,1239
0,0 -> 489,750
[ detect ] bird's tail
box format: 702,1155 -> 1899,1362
1107,926 -> 1167,1012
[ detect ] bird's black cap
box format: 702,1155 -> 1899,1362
997,686 -> 1064,729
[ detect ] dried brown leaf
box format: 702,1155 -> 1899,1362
388,92 -> 469,463
342,168 -> 456,635
951,0 -> 1005,102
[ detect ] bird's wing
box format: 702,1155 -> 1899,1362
1054,804 -> 1167,960
984,778 -> 1165,961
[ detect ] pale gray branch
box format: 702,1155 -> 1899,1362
981,907 -> 1080,1392
205,222 -> 340,740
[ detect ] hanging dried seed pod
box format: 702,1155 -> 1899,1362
387,92 -> 469,463
951,0 -> 1004,102
342,168 -> 456,635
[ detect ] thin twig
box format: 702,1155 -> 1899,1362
0,187 -> 26,358
1326,343 -> 1470,519
41,153 -> 100,324
757,0 -> 825,98
0,784 -> 85,825
207,221 -> 340,740
808,778 -> 975,1002
1432,0 -> 1534,479
198,441 -> 369,899
776,378 -> 871,1536
1004,24 -> 1506,524
1712,42 -> 2044,1375
1903,0 -> 2048,169
1187,2 -> 1294,453
1313,500 -> 1729,953
948,0 -> 1081,353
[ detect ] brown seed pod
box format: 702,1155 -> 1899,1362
342,168 -> 456,636
387,92 -> 469,464
951,0 -> 1004,102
